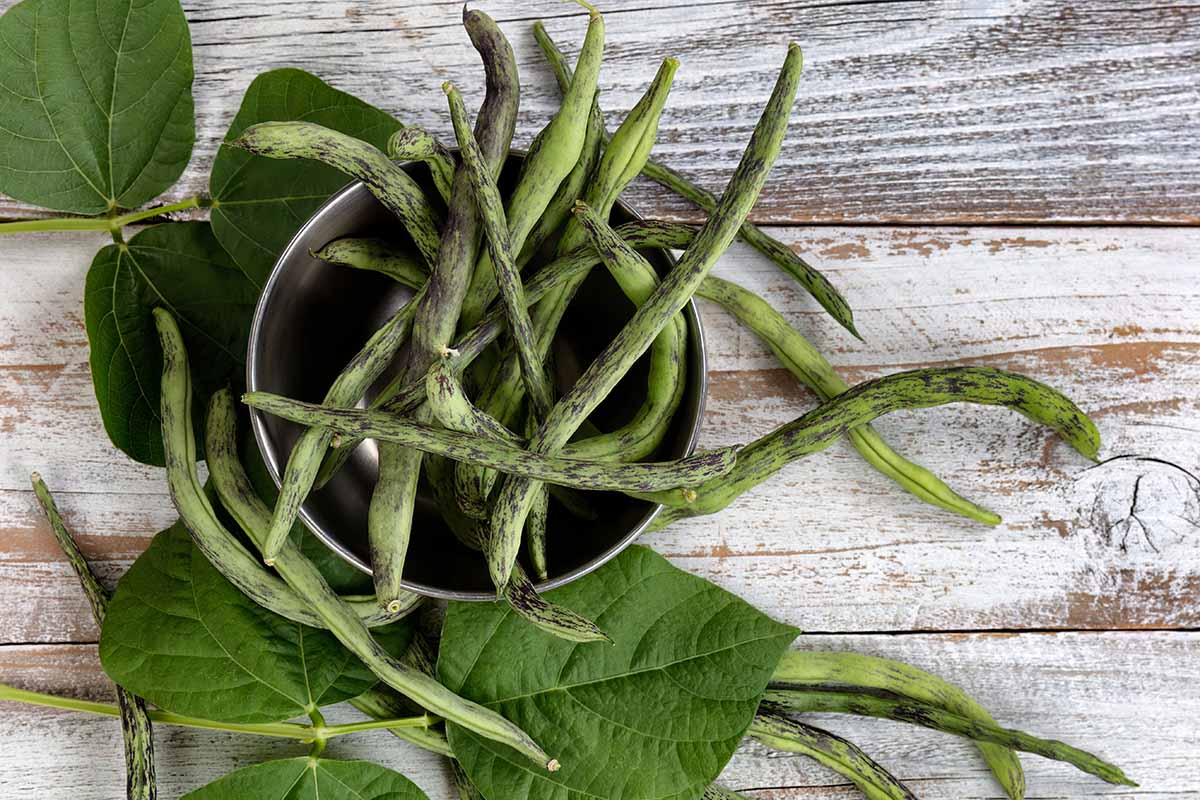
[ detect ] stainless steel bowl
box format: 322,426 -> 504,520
247,155 -> 707,600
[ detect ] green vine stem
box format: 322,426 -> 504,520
0,196 -> 215,235
0,682 -> 432,743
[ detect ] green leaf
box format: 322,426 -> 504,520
100,522 -> 411,723
209,68 -> 402,283
439,546 -> 799,800
0,0 -> 194,214
83,221 -> 258,466
181,757 -> 430,800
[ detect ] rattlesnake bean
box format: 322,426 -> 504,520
32,474 -> 157,800
231,121 -> 441,269
750,710 -> 916,800
242,392 -> 736,492
312,237 -> 426,289
369,7 -> 521,610
485,43 -> 805,590
446,82 -> 554,416
387,126 -> 454,204
769,650 -> 1023,798
153,308 -> 555,771
459,6 -> 604,327
534,23 -> 857,338
762,692 -> 1134,786
697,276 -> 999,525
654,366 -> 1101,526
258,284 -> 426,564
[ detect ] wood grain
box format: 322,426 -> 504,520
2,632 -> 1194,798
1,0 -> 1197,224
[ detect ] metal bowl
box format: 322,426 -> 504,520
247,155 -> 707,600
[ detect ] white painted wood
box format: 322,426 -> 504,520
0,1 -> 1197,223
1,632 -> 1194,798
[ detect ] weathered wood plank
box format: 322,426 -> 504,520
1,227 -> 1197,641
1,632 -> 1194,798
0,0 -> 1197,224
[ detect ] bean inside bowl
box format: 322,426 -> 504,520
247,154 -> 707,599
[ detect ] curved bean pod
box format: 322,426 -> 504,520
567,201 -> 687,463
231,121 -> 441,269
751,711 -> 916,800
446,81 -> 554,416
203,389 -> 422,622
243,392 -> 737,492
152,309 -> 555,771
697,275 -> 999,526
369,6 -> 521,610
533,23 -> 857,338
31,474 -> 157,800
769,650 -> 1023,798
456,55 -> 680,509
317,220 -> 691,486
387,126 -> 455,204
426,351 -> 523,446
459,7 -> 604,327
259,284 -> 426,564
312,237 -> 427,289
152,312 -> 407,628
486,43 -> 805,590
657,366 -> 1100,525
762,692 -> 1134,787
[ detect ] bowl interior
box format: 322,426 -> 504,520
248,157 -> 706,599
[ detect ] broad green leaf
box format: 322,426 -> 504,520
209,68 -> 402,283
181,757 -> 430,800
0,0 -> 194,214
83,221 -> 258,466
439,546 -> 799,800
100,522 -> 412,723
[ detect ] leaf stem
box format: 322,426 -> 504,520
0,682 -> 429,742
0,196 -> 212,235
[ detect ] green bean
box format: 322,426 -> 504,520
451,760 -> 485,800
152,308 -> 556,771
762,691 -> 1134,787
387,126 -> 455,204
348,687 -> 454,758
702,787 -> 750,800
655,365 -> 1100,526
533,24 -> 857,338
769,650 -> 1023,799
317,220 -> 701,486
516,85 -> 603,268
567,201 -> 688,463
31,473 -> 157,800
526,483 -> 551,580
458,55 -> 680,508
204,389 -> 423,623
422,459 -> 608,643
697,276 -> 999,526
750,711 -> 916,800
154,334 -> 398,627
231,121 -> 441,269
312,237 -> 426,289
427,350 -> 523,446
459,6 -> 604,328
486,43 -> 805,591
258,284 -> 426,565
243,392 -> 737,493
369,7 -> 521,610
446,81 -> 555,416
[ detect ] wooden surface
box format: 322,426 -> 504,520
1,1 -> 1197,798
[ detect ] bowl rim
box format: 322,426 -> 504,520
247,176 -> 708,600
